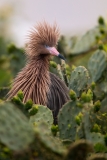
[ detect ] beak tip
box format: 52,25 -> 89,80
58,53 -> 65,60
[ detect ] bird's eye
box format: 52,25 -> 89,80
45,45 -> 49,48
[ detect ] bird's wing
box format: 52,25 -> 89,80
47,72 -> 70,124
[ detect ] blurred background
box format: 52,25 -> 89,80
0,0 -> 107,90
0,0 -> 107,46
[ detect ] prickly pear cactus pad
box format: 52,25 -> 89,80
35,122 -> 66,155
101,97 -> 107,113
0,102 -> 34,151
88,50 -> 107,82
69,66 -> 90,97
71,27 -> 102,54
82,112 -> 93,137
30,105 -> 53,127
82,112 -> 105,145
86,132 -> 105,145
58,100 -> 81,141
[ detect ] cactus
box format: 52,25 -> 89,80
30,105 -> 53,128
82,112 -> 92,137
50,60 -> 71,86
58,100 -> 81,141
91,82 -> 96,90
0,102 -> 34,151
71,26 -> 105,55
7,43 -> 25,76
88,50 -> 107,82
98,16 -> 105,26
94,100 -> 101,112
99,80 -> 107,93
82,110 -> 104,141
69,66 -> 90,97
57,35 -> 68,55
93,84 -> 105,102
94,143 -> 107,153
60,60 -> 69,86
81,90 -> 93,103
35,122 -> 66,156
50,61 -> 57,68
29,104 -> 38,116
87,132 -> 105,146
51,125 -> 59,136
11,95 -> 26,115
29,122 -> 66,160
92,124 -> 101,133
0,87 -> 10,99
24,99 -> 33,110
100,97 -> 107,113
17,90 -> 24,101
1,17 -> 107,159
11,92 -> 35,117
69,89 -> 77,101
57,64 -> 65,81
84,113 -> 106,144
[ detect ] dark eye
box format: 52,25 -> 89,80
45,45 -> 49,48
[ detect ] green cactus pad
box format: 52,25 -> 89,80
82,112 -> 92,137
7,44 -> 25,76
88,50 -> 107,82
30,105 -> 53,127
69,66 -> 90,97
83,113 -> 105,144
101,97 -> 107,113
35,122 -> 66,155
0,102 -> 34,151
86,132 -> 105,145
71,27 -> 103,54
58,100 -> 81,141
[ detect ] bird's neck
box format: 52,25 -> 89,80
26,54 -> 51,105
28,54 -> 50,71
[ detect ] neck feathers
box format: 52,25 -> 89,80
8,55 -> 51,105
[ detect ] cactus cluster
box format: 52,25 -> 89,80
58,101 -> 81,141
0,102 -> 34,151
88,50 -> 107,82
30,105 -> 53,127
69,66 -> 90,97
0,16 -> 107,159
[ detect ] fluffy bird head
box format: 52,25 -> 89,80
26,21 -> 65,60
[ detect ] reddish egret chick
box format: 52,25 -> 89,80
8,22 -> 70,124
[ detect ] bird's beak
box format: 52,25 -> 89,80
47,47 -> 65,60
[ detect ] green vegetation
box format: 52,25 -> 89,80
1,16 -> 107,159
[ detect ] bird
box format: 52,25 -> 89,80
7,21 -> 70,124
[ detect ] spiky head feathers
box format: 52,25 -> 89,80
26,22 -> 60,57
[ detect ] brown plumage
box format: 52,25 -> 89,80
7,21 -> 70,124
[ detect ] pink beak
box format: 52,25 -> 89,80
46,46 -> 65,60
47,47 -> 59,56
